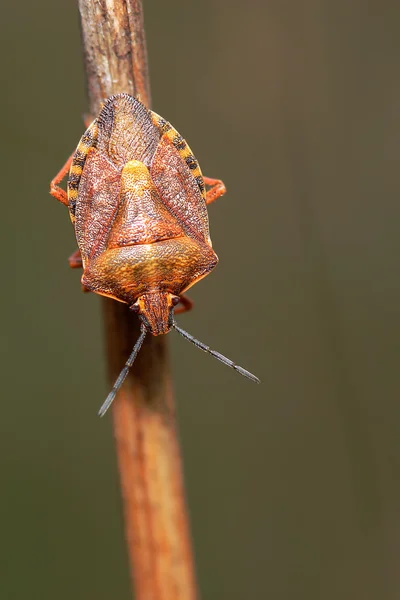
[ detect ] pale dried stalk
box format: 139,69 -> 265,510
77,1 -> 198,598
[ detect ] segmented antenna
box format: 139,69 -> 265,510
172,322 -> 260,383
98,325 -> 147,417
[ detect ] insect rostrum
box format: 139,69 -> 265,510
50,93 -> 259,415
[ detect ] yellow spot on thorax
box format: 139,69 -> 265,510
121,160 -> 153,194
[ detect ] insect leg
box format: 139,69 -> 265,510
68,248 -> 90,292
203,176 -> 226,206
68,248 -> 83,269
174,294 -> 193,315
49,153 -> 74,206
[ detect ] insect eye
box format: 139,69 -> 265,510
171,296 -> 180,307
130,303 -> 140,313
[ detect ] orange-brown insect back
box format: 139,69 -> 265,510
50,93 -> 259,415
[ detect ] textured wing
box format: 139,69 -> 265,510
96,94 -> 161,169
73,94 -> 163,262
149,113 -> 211,244
74,148 -> 121,263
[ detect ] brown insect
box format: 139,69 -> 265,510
50,93 -> 259,415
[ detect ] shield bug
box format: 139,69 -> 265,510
50,93 -> 259,415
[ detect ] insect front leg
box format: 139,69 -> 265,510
50,153 -> 74,206
174,294 -> 193,315
203,176 -> 226,206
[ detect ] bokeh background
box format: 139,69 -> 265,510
2,1 -> 400,598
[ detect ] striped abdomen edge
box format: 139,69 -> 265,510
151,112 -> 206,200
67,120 -> 99,222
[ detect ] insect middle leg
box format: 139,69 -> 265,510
50,153 -> 74,206
68,248 -> 90,292
203,176 -> 226,206
174,294 -> 193,315
68,249 -> 91,294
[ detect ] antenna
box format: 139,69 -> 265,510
172,322 -> 260,384
98,324 -> 147,417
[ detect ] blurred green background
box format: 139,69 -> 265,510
2,1 -> 400,598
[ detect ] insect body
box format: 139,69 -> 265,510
50,93 -> 259,415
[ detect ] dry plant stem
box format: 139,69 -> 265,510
77,2 -> 198,599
